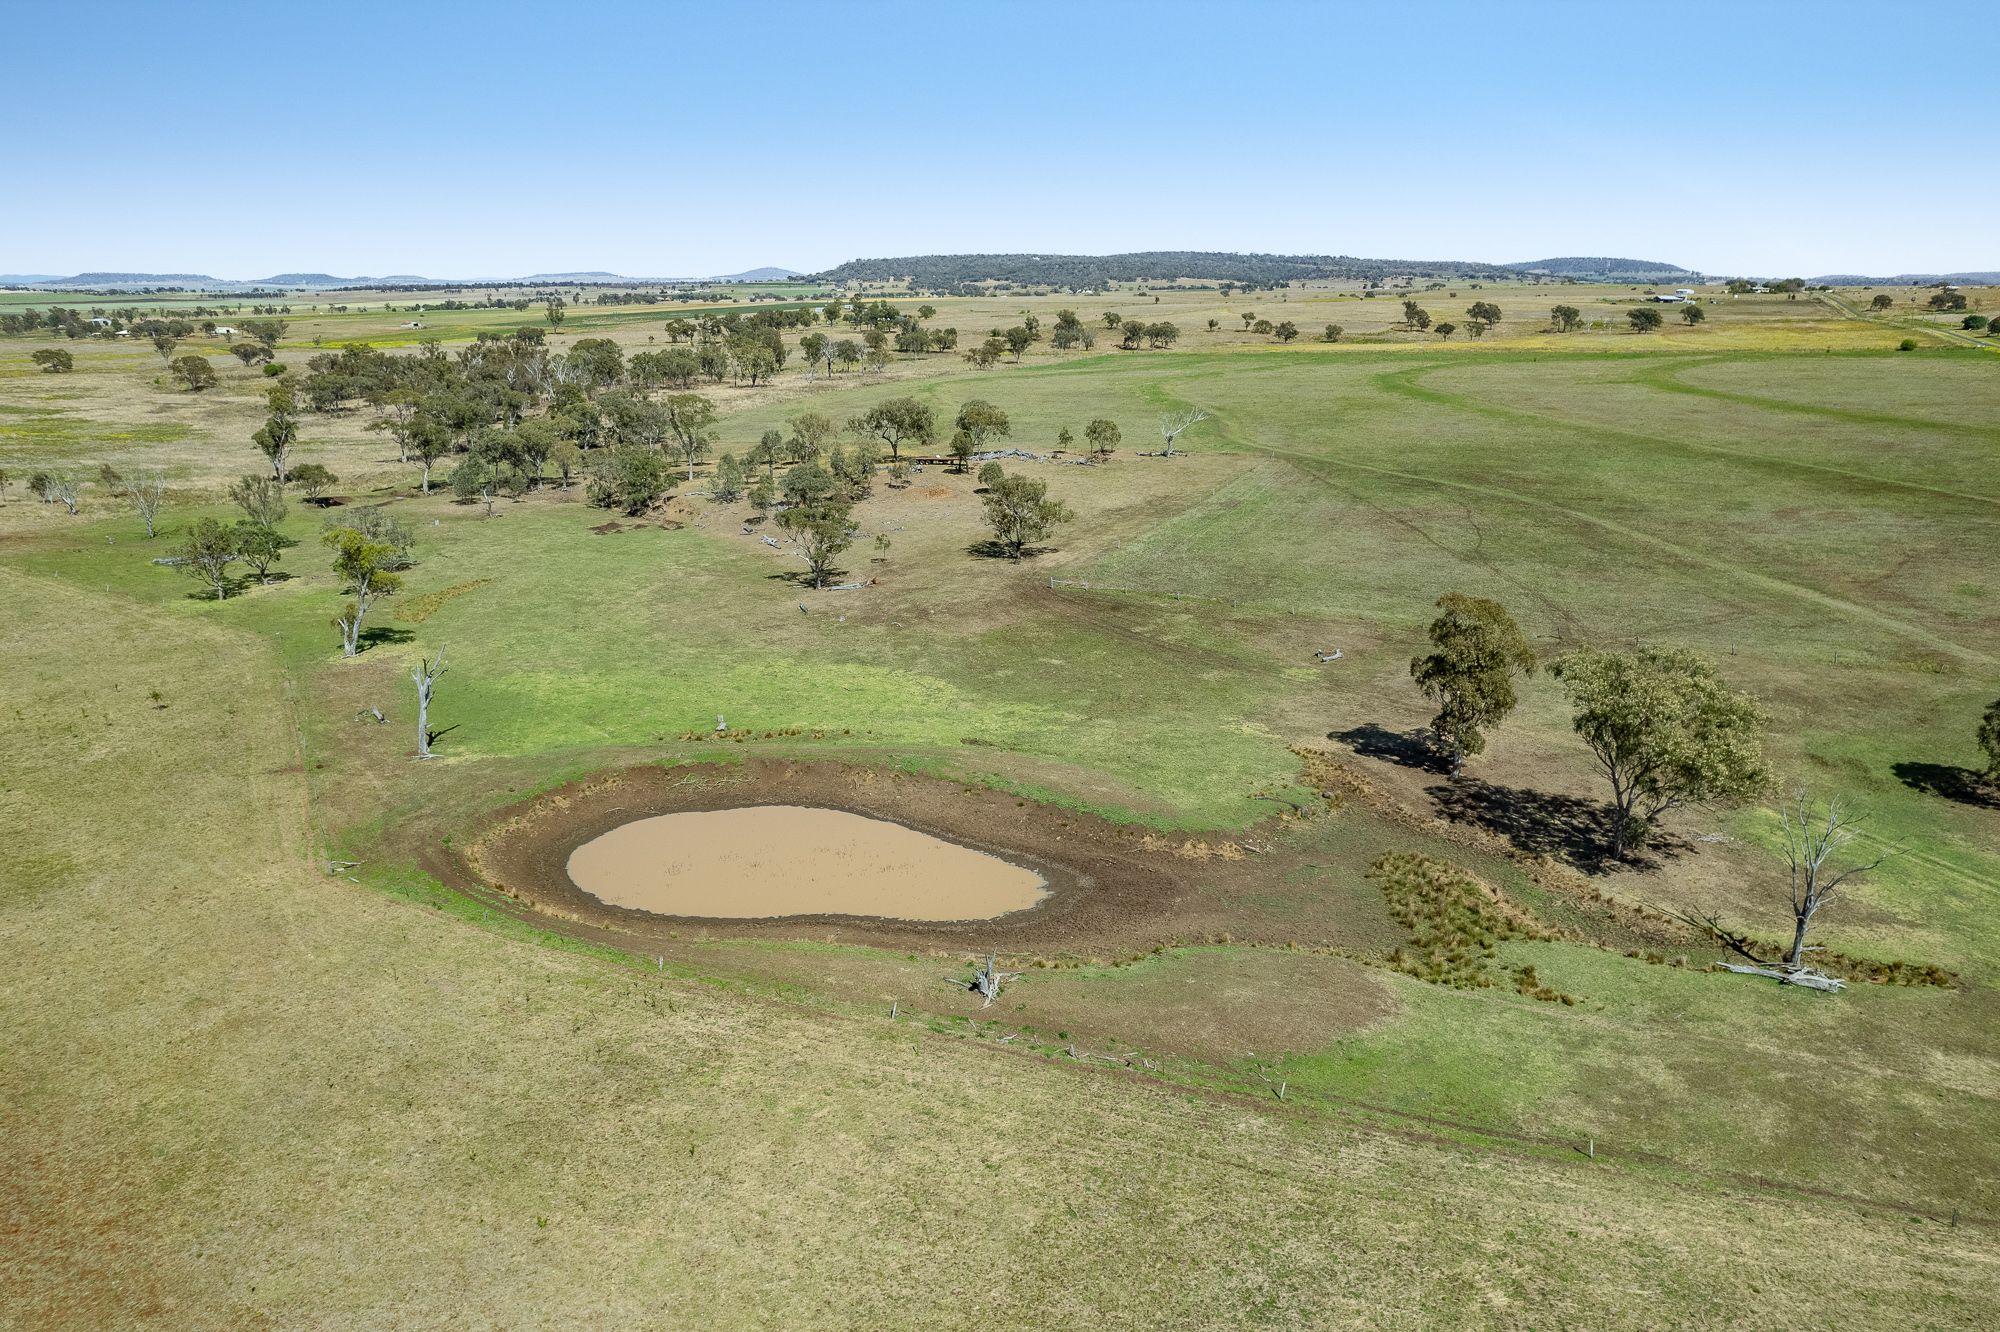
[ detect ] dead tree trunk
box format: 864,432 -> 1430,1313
412,646 -> 446,758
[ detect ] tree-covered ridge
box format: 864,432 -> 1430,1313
815,251 -> 1526,290
1508,256 -> 1694,279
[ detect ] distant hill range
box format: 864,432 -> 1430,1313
2,266 -> 803,291
813,251 -> 1700,288
1808,271 -> 2000,286
1508,256 -> 1694,280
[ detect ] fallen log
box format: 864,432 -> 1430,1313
1717,962 -> 1845,992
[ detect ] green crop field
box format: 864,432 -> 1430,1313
4,278 -> 1998,1326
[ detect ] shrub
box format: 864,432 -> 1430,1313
1898,338 -> 1918,351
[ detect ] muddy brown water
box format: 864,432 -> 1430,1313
564,804 -> 1049,921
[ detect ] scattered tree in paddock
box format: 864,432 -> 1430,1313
947,428 -> 975,472
413,646 -> 447,759
710,452 -> 747,502
231,342 -> 274,367
780,458 -> 837,508
976,460 -> 1005,489
1273,321 -> 1299,342
1102,311 -> 1124,328
550,439 -> 581,488
663,393 -> 718,480
240,319 -> 287,350
32,348 -> 74,373
1964,315 -> 1990,331
1772,792 -> 1887,970
587,446 -> 669,514
1085,418 -> 1121,461
119,470 -> 169,537
1927,290 -> 1968,312
172,355 -> 218,390
964,338 -> 1002,369
1401,299 -> 1432,331
325,527 -> 404,657
778,500 -> 854,589
1627,307 -> 1664,332
253,382 -> 300,481
750,430 -> 783,478
1409,593 -> 1537,775
980,471 -> 1073,559
1251,319 -> 1275,335
565,337 -> 624,389
1321,323 -> 1344,342
1552,647 -> 1767,859
1240,312 -> 1257,329
544,298 -> 566,330
1681,304 -> 1707,325
178,518 -> 239,600
1158,408 -> 1208,456
233,520 -> 295,582
151,334 -> 179,363
1549,305 -> 1584,332
34,470 -> 82,513
1979,698 -> 2000,787
953,400 -> 1011,462
1466,301 -> 1502,330
451,457 -> 501,516
407,411 -> 452,494
1207,318 -> 1221,332
850,398 -> 934,461
229,475 -> 287,529
1055,425 -> 1075,453
1868,293 -> 1896,311
747,473 -> 775,513
1432,322 -> 1457,340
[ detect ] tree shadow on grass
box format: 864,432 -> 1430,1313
1893,761 -> 1998,810
966,538 -> 1050,561
1424,776 -> 1684,873
358,625 -> 415,650
1330,723 -> 1442,772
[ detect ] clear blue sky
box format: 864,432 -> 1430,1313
5,0 -> 1994,279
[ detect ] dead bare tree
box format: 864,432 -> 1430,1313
947,953 -> 1022,1008
1158,408 -> 1208,456
412,646 -> 446,759
121,470 -> 169,538
1777,790 -> 1885,970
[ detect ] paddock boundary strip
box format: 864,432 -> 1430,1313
1045,577 -> 1317,619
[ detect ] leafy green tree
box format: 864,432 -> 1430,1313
1868,293 -> 1895,311
171,355 -> 217,390
850,398 -> 934,461
566,337 -> 625,388
240,318 -> 287,350
289,462 -> 337,501
231,342 -> 273,367
1681,303 -> 1706,325
1408,593 -> 1537,773
1251,318 -> 1275,335
228,474 -> 287,528
1927,290 -> 1968,312
586,446 -> 669,514
451,457 -> 501,515
980,472 -> 1073,559
1978,698 -> 2000,786
1003,326 -> 1034,361
751,430 -> 784,479
1551,647 -> 1767,859
550,439 -> 581,488
1055,425 -> 1075,453
747,474 -> 775,514
964,338 -> 1001,369
1241,312 -> 1257,330
1466,301 -> 1502,328
1321,323 -> 1344,342
780,457 -> 837,508
710,452 -> 746,502
407,410 -> 452,493
544,298 -> 566,330
151,333 -> 180,363
663,393 -> 718,479
1961,314 -> 1989,331
32,348 -> 74,373
253,381 -> 300,481
778,501 -> 853,589
177,518 -> 239,600
325,527 -> 404,656
976,460 -> 1005,488
232,520 -> 296,582
1627,306 -> 1664,332
1433,321 -> 1457,340
1085,418 -> 1120,460
1102,311 -> 1124,328
947,428 -> 975,472
1550,305 -> 1583,332
954,399 -> 1011,457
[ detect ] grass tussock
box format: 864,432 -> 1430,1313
1369,851 -> 1575,1002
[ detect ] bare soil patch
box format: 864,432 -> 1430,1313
565,804 -> 1047,921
